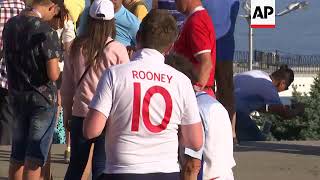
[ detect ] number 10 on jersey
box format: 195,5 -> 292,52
131,82 -> 173,133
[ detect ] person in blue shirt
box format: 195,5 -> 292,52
112,0 -> 140,47
77,0 -> 140,47
234,65 -> 305,141
203,0 -> 240,141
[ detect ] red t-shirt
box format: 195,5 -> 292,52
174,8 -> 216,96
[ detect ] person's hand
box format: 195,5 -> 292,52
126,46 -> 136,59
181,155 -> 201,180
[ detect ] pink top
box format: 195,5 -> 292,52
61,37 -> 130,117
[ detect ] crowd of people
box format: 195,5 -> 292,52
0,0 -> 305,180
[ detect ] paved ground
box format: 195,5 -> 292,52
1,141 -> 320,180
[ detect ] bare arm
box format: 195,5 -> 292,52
46,58 -> 60,81
83,109 -> 107,139
261,103 -> 305,119
195,52 -> 213,89
180,122 -> 203,151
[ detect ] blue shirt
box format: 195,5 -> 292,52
115,5 -> 141,46
234,70 -> 282,115
158,0 -> 185,28
203,0 -> 238,39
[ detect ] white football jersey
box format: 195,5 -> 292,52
90,48 -> 201,174
185,92 -> 236,179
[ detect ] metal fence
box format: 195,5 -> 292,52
233,50 -> 320,74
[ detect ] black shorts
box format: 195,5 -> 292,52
98,172 -> 180,180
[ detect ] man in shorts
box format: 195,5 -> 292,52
83,9 -> 203,180
203,0 -> 240,141
3,0 -> 62,179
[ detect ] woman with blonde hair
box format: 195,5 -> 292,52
61,0 -> 130,179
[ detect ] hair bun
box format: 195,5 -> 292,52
279,64 -> 289,71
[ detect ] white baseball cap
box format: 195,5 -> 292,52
89,0 -> 114,20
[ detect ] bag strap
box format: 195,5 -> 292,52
76,39 -> 115,88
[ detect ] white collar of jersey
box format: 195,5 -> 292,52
131,48 -> 165,63
188,6 -> 205,17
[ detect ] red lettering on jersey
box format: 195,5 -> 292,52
131,83 -> 173,133
167,75 -> 173,84
146,71 -> 153,80
161,74 -> 165,83
154,73 -> 161,81
139,71 -> 146,79
132,71 -> 138,79
131,82 -> 141,132
142,85 -> 173,133
131,70 -> 173,84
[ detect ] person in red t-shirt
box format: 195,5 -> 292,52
173,0 -> 216,96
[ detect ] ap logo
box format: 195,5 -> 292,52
251,0 -> 275,28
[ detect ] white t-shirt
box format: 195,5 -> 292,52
90,48 -> 201,174
185,92 -> 236,179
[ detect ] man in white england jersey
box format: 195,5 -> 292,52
83,9 -> 203,180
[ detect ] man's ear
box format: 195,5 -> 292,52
48,4 -> 54,11
48,4 -> 59,14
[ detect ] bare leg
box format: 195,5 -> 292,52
231,112 -> 237,141
215,61 -> 237,139
23,159 -> 42,180
82,144 -> 94,180
40,148 -> 52,180
9,161 -> 24,180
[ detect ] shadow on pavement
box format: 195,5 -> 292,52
235,141 -> 320,156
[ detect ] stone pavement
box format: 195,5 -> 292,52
1,141 -> 320,180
